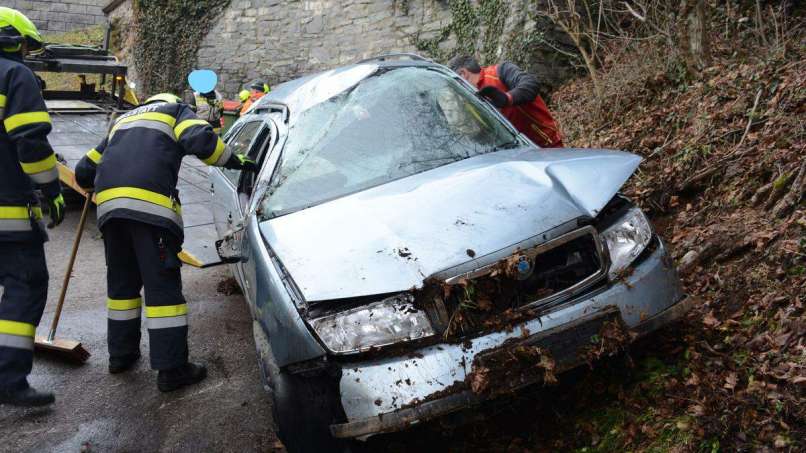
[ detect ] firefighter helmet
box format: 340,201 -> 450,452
143,93 -> 181,105
238,90 -> 250,102
0,7 -> 44,53
249,81 -> 270,93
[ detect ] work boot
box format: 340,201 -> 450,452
157,362 -> 207,393
0,386 -> 55,407
109,352 -> 141,374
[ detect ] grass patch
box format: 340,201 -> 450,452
637,356 -> 681,396
575,406 -> 631,452
575,405 -> 698,452
43,26 -> 105,47
644,416 -> 696,452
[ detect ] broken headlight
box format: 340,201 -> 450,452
601,206 -> 653,279
310,295 -> 435,354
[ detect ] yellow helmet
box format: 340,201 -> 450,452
238,90 -> 250,102
143,93 -> 181,105
0,7 -> 43,53
249,81 -> 270,93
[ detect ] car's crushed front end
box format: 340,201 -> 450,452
253,148 -> 692,441
329,222 -> 688,439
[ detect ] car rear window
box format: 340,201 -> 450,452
261,67 -> 518,218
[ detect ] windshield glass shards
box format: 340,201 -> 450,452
261,67 -> 517,218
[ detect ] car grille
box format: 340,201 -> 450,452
511,226 -> 607,310
421,226 -> 608,338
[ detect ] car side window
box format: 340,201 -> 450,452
222,121 -> 262,186
239,126 -> 271,196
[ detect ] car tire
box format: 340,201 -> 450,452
272,371 -> 361,453
252,321 -> 362,453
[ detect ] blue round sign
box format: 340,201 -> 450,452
188,69 -> 218,94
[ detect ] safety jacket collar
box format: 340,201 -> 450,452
477,65 -> 501,87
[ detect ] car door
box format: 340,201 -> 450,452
231,122 -> 278,305
210,118 -> 274,291
210,119 -> 264,239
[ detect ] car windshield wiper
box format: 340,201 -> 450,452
492,140 -> 521,151
263,207 -> 299,220
398,156 -> 458,169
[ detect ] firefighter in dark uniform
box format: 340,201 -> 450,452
75,93 -> 255,392
0,7 -> 66,407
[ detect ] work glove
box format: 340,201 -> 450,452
224,153 -> 258,172
478,86 -> 511,109
45,194 -> 66,229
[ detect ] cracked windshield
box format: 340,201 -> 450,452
261,67 -> 517,218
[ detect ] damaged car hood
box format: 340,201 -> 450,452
259,148 -> 641,302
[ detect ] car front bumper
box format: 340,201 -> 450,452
330,241 -> 691,439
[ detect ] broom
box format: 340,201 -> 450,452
35,191 -> 92,362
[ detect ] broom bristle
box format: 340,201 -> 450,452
34,336 -> 91,363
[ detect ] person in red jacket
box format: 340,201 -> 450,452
448,55 -> 564,148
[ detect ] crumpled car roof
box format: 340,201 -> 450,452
251,60 -> 444,124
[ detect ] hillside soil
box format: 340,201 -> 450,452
374,5 -> 804,453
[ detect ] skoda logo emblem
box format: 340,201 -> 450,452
514,255 -> 533,280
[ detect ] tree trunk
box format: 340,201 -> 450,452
679,0 -> 710,72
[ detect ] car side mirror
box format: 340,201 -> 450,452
215,227 -> 246,263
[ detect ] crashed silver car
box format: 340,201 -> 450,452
210,54 -> 691,451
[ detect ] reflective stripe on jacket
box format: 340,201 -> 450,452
478,65 -> 563,148
0,52 -> 59,242
75,100 -> 232,241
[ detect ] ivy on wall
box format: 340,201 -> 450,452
394,0 -> 411,16
412,0 -> 579,92
132,0 -> 230,96
478,0 -> 506,63
413,0 -> 507,64
502,9 -> 580,70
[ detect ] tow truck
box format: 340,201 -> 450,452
24,44 -> 222,267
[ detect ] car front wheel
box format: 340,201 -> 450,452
272,371 -> 363,452
252,321 -> 361,452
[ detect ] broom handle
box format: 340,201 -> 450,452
47,191 -> 92,342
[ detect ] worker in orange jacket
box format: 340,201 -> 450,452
449,55 -> 563,148
239,81 -> 270,116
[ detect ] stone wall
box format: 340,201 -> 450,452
196,0 -> 453,96
106,0 -> 138,88
197,0 -> 576,97
107,0 -> 577,99
8,0 -> 107,34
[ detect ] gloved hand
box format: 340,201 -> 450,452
224,154 -> 258,172
478,86 -> 511,109
45,194 -> 65,229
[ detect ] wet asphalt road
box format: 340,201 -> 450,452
0,203 -> 281,452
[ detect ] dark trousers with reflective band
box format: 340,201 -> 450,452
0,241 -> 48,392
102,219 -> 188,370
